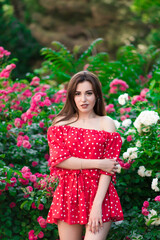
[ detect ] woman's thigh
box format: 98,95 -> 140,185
57,220 -> 83,240
84,221 -> 112,240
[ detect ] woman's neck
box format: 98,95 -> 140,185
76,112 -> 97,121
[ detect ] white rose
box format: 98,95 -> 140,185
142,126 -> 150,132
150,209 -> 157,217
138,166 -> 146,177
151,178 -> 160,191
145,170 -> 152,177
154,218 -> 160,226
118,93 -> 129,105
113,120 -> 120,129
129,151 -> 138,159
134,110 -> 159,133
125,128 -> 136,135
121,137 -> 125,143
123,152 -> 129,159
127,147 -> 138,154
117,164 -> 122,173
136,140 -> 141,147
122,119 -> 132,128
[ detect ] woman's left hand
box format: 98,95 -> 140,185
87,203 -> 103,234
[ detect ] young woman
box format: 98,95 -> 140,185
46,71 -> 124,240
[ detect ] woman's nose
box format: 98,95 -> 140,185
81,94 -> 86,102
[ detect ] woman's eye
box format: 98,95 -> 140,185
87,92 -> 93,95
75,92 -> 80,96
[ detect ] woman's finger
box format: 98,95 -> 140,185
95,220 -> 99,233
99,218 -> 103,228
91,221 -> 96,233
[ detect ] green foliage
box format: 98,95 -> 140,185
131,0 -> 160,47
0,0 -> 41,79
36,38 -> 103,84
0,42 -> 160,239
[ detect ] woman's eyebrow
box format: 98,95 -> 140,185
75,89 -> 93,93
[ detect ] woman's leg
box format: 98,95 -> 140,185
84,221 -> 112,240
57,220 -> 83,240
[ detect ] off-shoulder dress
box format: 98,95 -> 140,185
46,125 -> 124,225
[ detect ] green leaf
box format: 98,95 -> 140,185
20,200 -> 28,209
8,187 -> 17,196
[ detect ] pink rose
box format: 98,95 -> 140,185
143,201 -> 149,208
30,76 -> 40,86
155,196 -> 160,202
43,98 -> 51,106
39,122 -> 44,128
23,135 -> 29,141
24,194 -> 30,198
10,177 -> 17,186
142,207 -> 149,216
38,231 -> 44,238
14,118 -> 23,128
9,163 -> 14,167
120,115 -> 126,121
31,203 -> 37,209
32,161 -> 38,167
131,95 -> 147,105
38,204 -> 44,210
22,172 -> 32,179
38,217 -> 47,228
17,135 -> 24,142
120,108 -> 125,114
30,174 -> 37,182
17,140 -> 23,147
22,140 -> 31,149
26,186 -> 33,193
48,114 -> 56,119
140,88 -> 149,98
44,154 -> 49,160
39,179 -> 47,188
109,86 -> 117,94
7,124 -> 12,130
22,89 -> 32,97
10,202 -> 16,208
127,135 -> 133,142
18,178 -> 29,185
105,104 -> 115,113
33,94 -> 41,102
28,230 -> 38,240
21,166 -> 30,173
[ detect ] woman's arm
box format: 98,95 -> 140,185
88,116 -> 117,233
56,157 -> 117,174
88,174 -> 111,233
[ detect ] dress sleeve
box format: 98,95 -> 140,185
47,126 -> 72,168
100,132 -> 122,183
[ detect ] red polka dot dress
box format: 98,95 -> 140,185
46,125 -> 124,225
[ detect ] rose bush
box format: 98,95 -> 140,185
0,44 -> 159,239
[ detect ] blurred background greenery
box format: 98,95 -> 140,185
0,0 -> 160,78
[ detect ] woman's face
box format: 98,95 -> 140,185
74,81 -> 96,114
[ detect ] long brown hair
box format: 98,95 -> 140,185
52,70 -> 106,125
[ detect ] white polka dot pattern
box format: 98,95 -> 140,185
46,125 -> 124,225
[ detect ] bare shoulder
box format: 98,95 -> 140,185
54,115 -> 75,126
54,116 -> 66,126
101,116 -> 116,132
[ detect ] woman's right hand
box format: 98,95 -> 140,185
98,158 -> 118,174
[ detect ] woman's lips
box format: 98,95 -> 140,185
81,104 -> 88,108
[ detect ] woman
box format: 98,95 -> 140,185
47,71 -> 123,240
